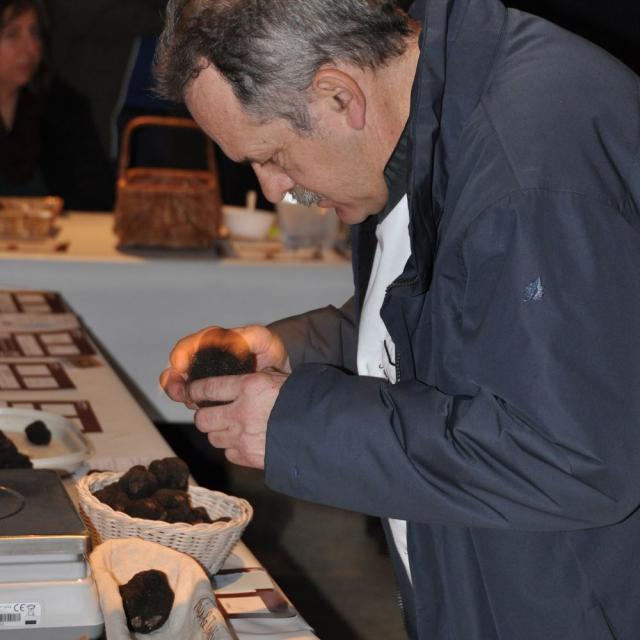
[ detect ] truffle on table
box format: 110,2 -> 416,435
119,569 -> 175,634
149,457 -> 189,492
92,482 -> 131,512
211,515 -> 232,524
25,420 -> 52,446
0,450 -> 33,469
191,506 -> 215,524
0,431 -> 32,468
0,430 -> 16,453
164,505 -> 196,524
124,498 -> 167,521
118,465 -> 159,499
154,488 -> 191,510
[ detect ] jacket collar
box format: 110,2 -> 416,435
406,0 -> 507,293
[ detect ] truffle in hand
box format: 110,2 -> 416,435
25,420 -> 51,446
187,328 -> 256,407
187,328 -> 256,380
119,569 -> 175,634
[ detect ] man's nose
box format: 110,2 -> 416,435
251,162 -> 295,203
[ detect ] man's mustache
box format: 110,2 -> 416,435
288,186 -> 326,207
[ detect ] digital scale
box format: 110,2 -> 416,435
0,469 -> 104,639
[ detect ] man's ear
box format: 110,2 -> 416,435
311,68 -> 366,130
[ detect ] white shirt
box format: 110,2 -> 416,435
356,195 -> 412,583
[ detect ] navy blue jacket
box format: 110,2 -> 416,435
267,0 -> 640,637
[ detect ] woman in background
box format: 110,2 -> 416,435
0,0 -> 113,210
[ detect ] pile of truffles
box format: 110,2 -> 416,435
0,430 -> 32,469
0,421 -> 52,469
119,569 -> 175,634
92,457 -> 231,526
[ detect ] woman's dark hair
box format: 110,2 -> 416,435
0,0 -> 50,92
154,0 -> 413,132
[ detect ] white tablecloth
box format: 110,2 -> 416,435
1,212 -> 353,423
0,291 -> 318,639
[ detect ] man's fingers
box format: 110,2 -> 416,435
159,367 -> 188,403
187,374 -> 246,405
194,404 -> 233,433
169,334 -> 198,371
206,428 -> 238,450
169,326 -> 223,372
225,447 -> 264,470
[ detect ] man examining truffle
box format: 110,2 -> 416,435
157,0 -> 640,638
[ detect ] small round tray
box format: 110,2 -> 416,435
0,407 -> 94,473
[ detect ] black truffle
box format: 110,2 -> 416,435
118,465 -> 159,499
93,482 -> 131,512
119,570 -> 175,634
0,450 -> 33,469
187,329 -> 256,407
25,420 -> 51,446
211,515 -> 232,524
0,432 -> 32,468
0,430 -> 16,453
192,506 -> 215,524
125,498 -> 167,521
164,505 -> 195,524
88,459 -> 222,526
188,345 -> 256,380
154,488 -> 190,510
149,458 -> 189,492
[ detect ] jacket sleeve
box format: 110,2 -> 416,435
268,297 -> 357,371
265,190 -> 640,531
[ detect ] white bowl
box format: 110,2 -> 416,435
223,206 -> 275,240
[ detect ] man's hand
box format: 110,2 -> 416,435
189,369 -> 288,469
159,324 -> 291,407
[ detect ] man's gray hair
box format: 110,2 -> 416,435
154,0 -> 412,131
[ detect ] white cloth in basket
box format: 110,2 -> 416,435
89,538 -> 232,640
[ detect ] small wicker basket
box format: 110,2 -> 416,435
0,196 -> 63,240
76,471 -> 253,575
113,116 -> 222,249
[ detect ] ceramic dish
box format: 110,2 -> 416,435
0,408 -> 94,473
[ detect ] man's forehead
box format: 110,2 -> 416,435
185,66 -> 245,131
185,65 -> 283,162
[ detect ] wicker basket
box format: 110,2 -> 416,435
76,471 -> 253,574
113,116 -> 222,249
0,196 -> 63,240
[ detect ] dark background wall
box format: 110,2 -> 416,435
41,0 -> 639,206
43,0 -> 167,157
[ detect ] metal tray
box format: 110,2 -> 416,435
0,408 -> 93,473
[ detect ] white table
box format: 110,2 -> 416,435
0,290 -> 318,639
0,212 -> 353,423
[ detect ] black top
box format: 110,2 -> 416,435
0,78 -> 115,210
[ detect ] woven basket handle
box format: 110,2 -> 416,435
118,115 -> 216,178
